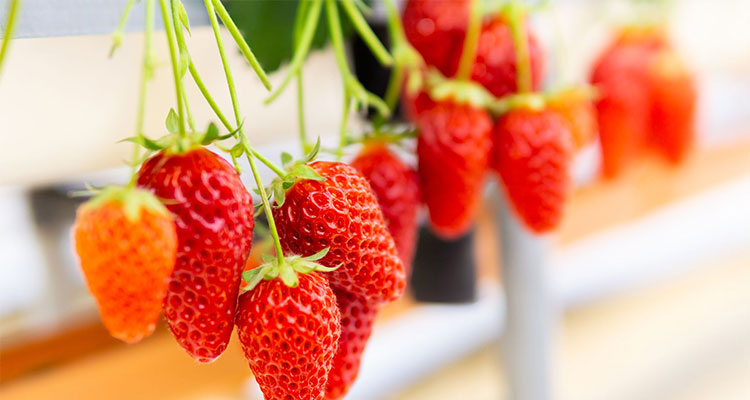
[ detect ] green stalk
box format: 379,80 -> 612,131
128,0 -> 155,187
0,0 -> 22,79
188,62 -> 232,130
264,0 -> 323,105
210,0 -> 271,90
337,90 -> 351,161
186,59 -> 285,177
326,0 -> 389,116
340,0 -> 393,66
159,0 -> 187,137
456,0 -> 482,81
373,64 -> 403,128
507,1 -> 532,93
205,0 -> 285,265
293,0 -> 312,153
109,0 -> 136,57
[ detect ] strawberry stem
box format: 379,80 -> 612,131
128,0 -> 155,187
337,90 -> 352,161
292,0 -> 315,154
326,0 -> 390,117
204,0 -> 285,266
0,0 -> 22,80
507,0 -> 532,93
339,0 -> 393,66
109,0 -> 136,57
265,0 -> 323,106
456,0 -> 482,81
159,0 -> 187,138
210,0 -> 271,91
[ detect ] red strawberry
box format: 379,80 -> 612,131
325,289 -> 378,400
403,1 -> 544,97
272,161 -> 406,305
73,188 -> 177,343
236,272 -> 340,400
591,42 -> 653,178
351,143 -> 420,271
471,15 -> 545,97
137,147 -> 254,362
647,49 -> 696,163
416,96 -> 492,238
493,108 -> 573,233
403,0 -> 470,78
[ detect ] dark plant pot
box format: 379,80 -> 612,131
409,225 -> 478,303
351,20 -> 404,122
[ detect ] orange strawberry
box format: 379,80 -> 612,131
73,187 -> 177,343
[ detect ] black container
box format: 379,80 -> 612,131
409,225 -> 478,303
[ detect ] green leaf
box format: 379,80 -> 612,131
242,266 -> 266,291
273,183 -> 286,208
291,164 -> 325,181
280,152 -> 293,167
165,108 -> 179,133
178,1 -> 191,35
302,136 -> 322,163
305,247 -> 329,261
223,0 -> 359,73
201,123 -> 220,145
279,265 -> 299,287
120,136 -> 163,151
230,142 -> 245,158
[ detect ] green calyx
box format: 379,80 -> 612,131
242,247 -> 338,290
77,185 -> 170,222
253,138 -> 325,213
122,111 -> 241,157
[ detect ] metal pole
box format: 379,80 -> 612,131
490,184 -> 557,400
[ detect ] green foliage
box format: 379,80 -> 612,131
222,0 -> 358,73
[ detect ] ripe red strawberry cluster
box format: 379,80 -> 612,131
75,144 -> 411,399
591,27 -> 697,178
402,0 -> 592,234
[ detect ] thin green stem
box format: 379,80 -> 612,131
337,90 -> 351,161
373,65 -> 403,128
128,0 -> 155,187
265,0 -> 323,105
296,73 -> 309,152
456,0 -> 482,81
293,0 -> 312,153
340,0 -> 393,66
109,0 -> 136,57
211,0 -> 271,90
248,147 -> 286,178
159,0 -> 187,136
205,0 -> 284,265
326,0 -> 389,116
0,0 -> 22,79
188,62 -> 232,130
383,0 -> 405,43
507,1 -> 532,93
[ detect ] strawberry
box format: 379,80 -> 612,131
416,96 -> 492,238
351,143 -> 420,270
325,289 -> 378,400
548,89 -> 598,149
236,272 -> 340,400
272,161 -> 406,305
403,1 -> 544,97
493,108 -> 574,233
647,49 -> 696,163
137,147 -> 254,363
471,15 -> 545,97
403,0 -> 470,78
590,41 -> 653,178
73,187 -> 177,343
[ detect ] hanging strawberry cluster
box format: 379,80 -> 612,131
72,1 -> 408,400
397,0 -> 596,235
